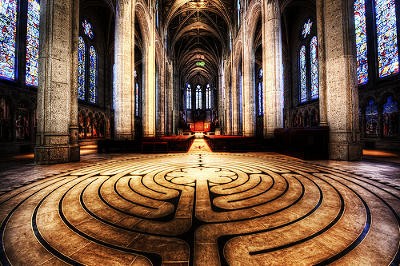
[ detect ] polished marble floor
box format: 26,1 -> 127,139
0,143 -> 399,265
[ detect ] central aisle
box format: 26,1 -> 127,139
188,133 -> 212,153
188,136 -> 212,153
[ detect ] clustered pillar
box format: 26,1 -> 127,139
242,32 -> 256,137
322,0 -> 362,160
143,26 -> 156,137
35,0 -> 79,164
262,0 -> 283,138
113,0 -> 135,140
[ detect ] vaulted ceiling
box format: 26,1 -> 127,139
163,0 -> 235,86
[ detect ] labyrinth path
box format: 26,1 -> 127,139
0,153 -> 399,265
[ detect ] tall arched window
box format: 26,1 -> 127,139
383,96 -> 399,137
78,37 -> 86,100
155,0 -> 159,29
25,0 -> 40,86
0,0 -> 40,85
299,45 -> 307,103
354,0 -> 399,85
365,99 -> 378,136
134,70 -> 140,117
89,46 -> 97,103
0,0 -> 18,80
135,82 -> 140,116
375,0 -> 398,78
196,85 -> 202,109
257,69 -> 263,116
354,0 -> 369,84
205,84 -> 212,109
237,0 -> 241,28
310,36 -> 319,100
78,19 -> 98,104
298,19 -> 319,103
186,84 -> 192,109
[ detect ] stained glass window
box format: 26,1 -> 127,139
82,20 -> 94,39
258,69 -> 263,116
354,0 -> 369,84
78,37 -> 85,100
310,36 -> 319,100
135,82 -> 140,116
186,84 -> 191,109
238,72 -> 243,129
25,0 -> 40,86
383,96 -> 399,137
0,0 -> 18,80
196,85 -> 202,109
89,46 -> 97,103
365,99 -> 378,136
237,0 -> 241,27
383,96 -> 399,113
155,0 -> 159,29
299,20 -> 320,104
302,19 -> 313,39
300,45 -> 307,103
79,20 -> 99,104
375,0 -> 399,78
206,84 -> 211,109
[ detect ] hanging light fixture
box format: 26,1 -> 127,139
189,0 -> 207,9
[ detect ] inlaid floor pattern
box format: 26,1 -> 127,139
0,153 -> 399,265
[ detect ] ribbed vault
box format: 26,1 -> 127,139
164,0 -> 234,86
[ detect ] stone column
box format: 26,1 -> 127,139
155,61 -> 160,136
35,0 -> 79,164
224,62 -> 232,135
231,56 -> 239,135
218,64 -> 225,133
113,0 -> 134,140
143,30 -> 156,137
262,0 -> 283,138
242,34 -> 255,136
156,47 -> 165,137
316,0 -> 328,126
173,71 -> 180,135
221,61 -> 227,134
324,0 -> 361,160
69,0 -> 80,161
166,62 -> 173,135
226,90 -> 232,135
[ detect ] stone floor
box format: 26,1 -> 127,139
0,142 -> 399,265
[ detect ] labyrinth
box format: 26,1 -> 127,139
0,153 -> 399,265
